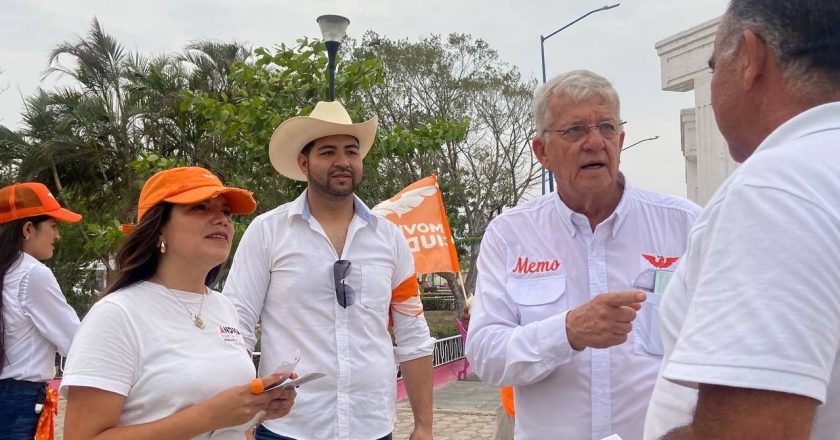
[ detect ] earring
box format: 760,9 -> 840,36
160,240 -> 167,254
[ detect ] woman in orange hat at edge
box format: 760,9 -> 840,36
0,182 -> 83,440
61,167 -> 295,439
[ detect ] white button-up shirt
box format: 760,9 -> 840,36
466,180 -> 699,440
1,252 -> 79,382
223,190 -> 434,440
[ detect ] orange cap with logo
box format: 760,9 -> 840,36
129,167 -> 257,228
0,182 -> 83,225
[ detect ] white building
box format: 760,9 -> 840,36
655,17 -> 739,205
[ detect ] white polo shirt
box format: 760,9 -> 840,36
465,179 -> 699,440
223,190 -> 434,440
1,252 -> 79,382
644,102 -> 840,439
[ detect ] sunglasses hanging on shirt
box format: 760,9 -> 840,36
333,260 -> 356,308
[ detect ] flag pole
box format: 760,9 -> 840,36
457,271 -> 469,299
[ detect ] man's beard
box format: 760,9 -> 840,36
308,167 -> 360,197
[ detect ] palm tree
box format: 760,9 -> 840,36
179,40 -> 251,94
38,18 -> 142,210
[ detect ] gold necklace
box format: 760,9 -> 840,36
156,280 -> 208,330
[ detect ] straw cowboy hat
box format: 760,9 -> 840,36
269,101 -> 378,181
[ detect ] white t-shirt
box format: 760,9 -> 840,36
644,102 -> 840,439
61,281 -> 256,439
465,179 -> 699,440
1,252 -> 79,381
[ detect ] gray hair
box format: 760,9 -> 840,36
531,70 -> 621,134
717,0 -> 840,92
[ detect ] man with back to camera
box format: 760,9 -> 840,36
465,69 -> 701,440
223,100 -> 434,440
644,1 -> 840,439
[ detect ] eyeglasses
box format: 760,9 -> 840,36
543,121 -> 626,143
333,260 -> 355,308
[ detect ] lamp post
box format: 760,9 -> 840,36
539,3 -> 620,194
621,135 -> 660,152
317,14 -> 350,101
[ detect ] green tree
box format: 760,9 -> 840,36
0,19 -> 464,315
0,19 -> 514,320
0,19 -> 169,312
350,33 -> 539,316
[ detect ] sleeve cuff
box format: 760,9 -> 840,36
395,336 -> 436,363
664,361 -> 829,404
59,375 -> 130,399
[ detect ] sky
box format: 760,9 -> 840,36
0,0 -> 730,198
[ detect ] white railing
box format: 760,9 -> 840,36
431,335 -> 465,366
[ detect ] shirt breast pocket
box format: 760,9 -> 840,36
359,265 -> 392,314
634,291 -> 664,357
507,275 -> 568,325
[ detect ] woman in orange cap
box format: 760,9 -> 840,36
61,167 -> 295,439
0,182 -> 82,440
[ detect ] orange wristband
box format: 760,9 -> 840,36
249,379 -> 264,394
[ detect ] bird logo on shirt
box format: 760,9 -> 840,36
371,186 -> 437,218
642,254 -> 679,269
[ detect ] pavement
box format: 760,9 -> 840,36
394,375 -> 500,440
54,375 -> 501,439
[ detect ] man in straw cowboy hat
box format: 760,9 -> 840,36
223,101 -> 434,440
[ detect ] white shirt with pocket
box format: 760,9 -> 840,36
223,190 -> 435,440
466,179 -> 699,440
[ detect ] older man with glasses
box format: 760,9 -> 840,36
223,101 -> 434,440
465,69 -> 700,440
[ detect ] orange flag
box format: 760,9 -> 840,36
372,175 -> 461,274
35,387 -> 58,440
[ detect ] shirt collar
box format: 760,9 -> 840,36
551,192 -> 579,238
552,173 -> 633,239
288,188 -> 376,226
609,176 -> 633,238
752,102 -> 840,156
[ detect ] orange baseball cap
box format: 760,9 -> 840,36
133,167 -> 256,226
0,182 -> 83,225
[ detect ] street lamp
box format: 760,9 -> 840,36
317,14 -> 350,101
621,135 -> 660,152
539,3 -> 620,194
